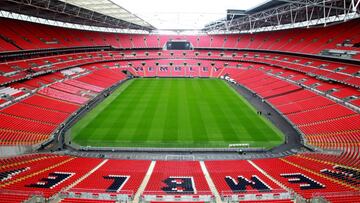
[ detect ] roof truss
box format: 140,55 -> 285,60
204,0 -> 360,34
0,0 -> 155,30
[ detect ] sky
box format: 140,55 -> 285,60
112,0 -> 267,29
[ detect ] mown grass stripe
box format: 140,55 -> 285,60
71,78 -> 283,148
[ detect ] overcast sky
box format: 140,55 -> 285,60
113,0 -> 267,29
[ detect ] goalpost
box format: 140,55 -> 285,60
228,143 -> 250,148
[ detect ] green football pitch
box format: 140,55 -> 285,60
70,78 -> 284,148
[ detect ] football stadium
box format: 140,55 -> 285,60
0,0 -> 359,202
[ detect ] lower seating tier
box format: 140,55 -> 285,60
1,155 -> 358,202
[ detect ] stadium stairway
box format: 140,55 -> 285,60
296,153 -> 360,171
199,161 -> 222,203
0,156 -> 75,198
247,160 -> 291,196
134,161 -> 156,202
49,159 -> 109,203
279,158 -> 359,191
62,159 -> 109,191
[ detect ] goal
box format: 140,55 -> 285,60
228,143 -> 249,148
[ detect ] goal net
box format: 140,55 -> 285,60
228,143 -> 249,148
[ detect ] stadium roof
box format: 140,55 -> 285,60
0,0 -> 155,31
112,0 -> 268,30
203,0 -> 360,33
246,0 -> 287,14
0,0 -> 358,33
59,0 -> 153,28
